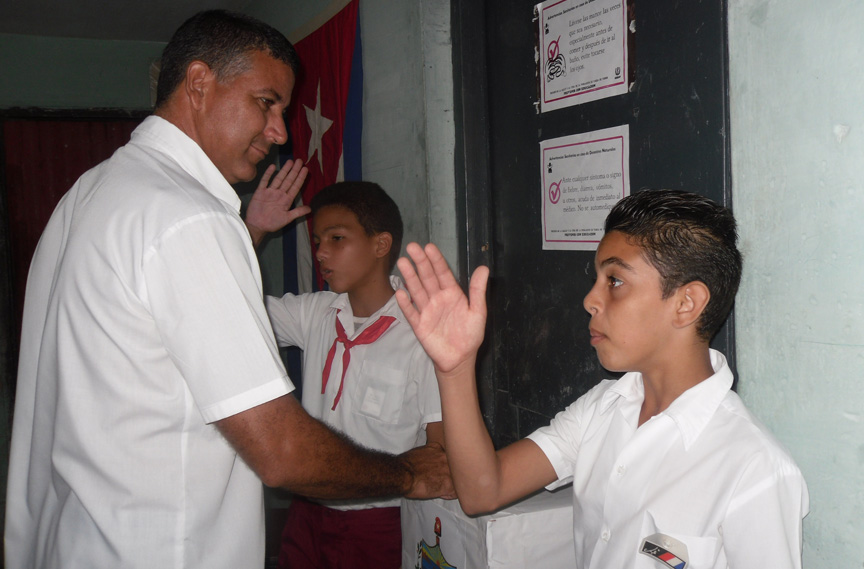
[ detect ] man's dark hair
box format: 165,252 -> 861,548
155,9 -> 299,108
604,189 -> 743,341
311,182 -> 404,271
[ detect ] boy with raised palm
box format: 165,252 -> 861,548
396,189 -> 808,568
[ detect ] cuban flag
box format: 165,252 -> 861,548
278,0 -> 362,388
281,0 -> 362,296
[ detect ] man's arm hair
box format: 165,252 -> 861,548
217,394 -> 436,499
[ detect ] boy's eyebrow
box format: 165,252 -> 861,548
313,223 -> 349,236
598,256 -> 634,271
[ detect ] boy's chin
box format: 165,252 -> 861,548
594,353 -> 630,375
325,281 -> 346,294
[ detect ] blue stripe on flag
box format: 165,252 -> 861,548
343,15 -> 363,182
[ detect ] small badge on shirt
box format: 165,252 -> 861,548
639,533 -> 689,569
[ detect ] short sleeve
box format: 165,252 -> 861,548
722,452 -> 809,568
411,344 -> 442,427
526,385 -> 606,490
143,211 -> 293,422
265,293 -> 306,348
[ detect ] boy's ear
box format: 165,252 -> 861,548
672,281 -> 710,330
374,232 -> 393,260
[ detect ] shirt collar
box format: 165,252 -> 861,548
329,275 -> 406,335
599,349 -> 734,449
130,115 -> 242,213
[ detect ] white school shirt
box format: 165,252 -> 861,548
6,116 -> 293,569
266,276 -> 442,509
527,350 -> 809,569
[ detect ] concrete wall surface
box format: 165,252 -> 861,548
729,0 -> 864,564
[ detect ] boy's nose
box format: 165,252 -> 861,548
583,287 -> 600,314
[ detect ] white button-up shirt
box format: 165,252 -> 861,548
6,116 -> 292,569
266,277 -> 441,509
528,350 -> 808,568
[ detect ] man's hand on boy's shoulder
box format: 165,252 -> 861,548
244,159 -> 310,247
400,441 -> 456,500
396,242 -> 489,375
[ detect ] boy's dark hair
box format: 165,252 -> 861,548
155,9 -> 299,108
604,189 -> 742,341
311,181 -> 404,271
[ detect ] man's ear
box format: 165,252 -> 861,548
374,232 -> 393,260
184,61 -> 212,111
673,281 -> 711,330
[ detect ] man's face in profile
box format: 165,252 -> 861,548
196,50 -> 295,184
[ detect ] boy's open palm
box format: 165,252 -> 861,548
396,243 -> 489,374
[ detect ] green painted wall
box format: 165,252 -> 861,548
729,0 -> 864,564
0,33 -> 163,110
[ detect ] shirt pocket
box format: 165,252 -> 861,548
351,360 -> 408,424
636,510 -> 722,569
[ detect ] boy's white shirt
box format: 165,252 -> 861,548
266,275 -> 442,510
528,349 -> 809,569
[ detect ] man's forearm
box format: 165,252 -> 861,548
271,422 -> 414,499
217,395 -> 451,500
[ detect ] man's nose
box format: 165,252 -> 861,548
266,113 -> 288,146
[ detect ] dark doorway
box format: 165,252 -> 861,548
451,0 -> 732,446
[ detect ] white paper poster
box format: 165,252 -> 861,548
540,125 -> 630,251
537,0 -> 628,112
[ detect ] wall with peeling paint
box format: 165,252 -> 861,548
728,0 -> 864,564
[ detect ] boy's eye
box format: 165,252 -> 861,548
608,276 -> 624,288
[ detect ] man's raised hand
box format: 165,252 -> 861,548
245,159 -> 310,247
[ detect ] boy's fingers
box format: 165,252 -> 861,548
394,288 -> 419,328
423,243 -> 459,290
397,252 -> 430,309
406,243 -> 441,295
468,265 -> 490,316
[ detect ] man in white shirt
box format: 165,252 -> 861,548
5,10 -> 451,569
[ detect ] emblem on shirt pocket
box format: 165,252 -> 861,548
639,533 -> 689,569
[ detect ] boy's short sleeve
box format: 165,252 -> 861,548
411,344 -> 442,427
526,380 -> 615,490
721,449 -> 809,568
265,292 -> 308,348
526,402 -> 588,490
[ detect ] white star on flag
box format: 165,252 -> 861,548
304,81 -> 334,174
